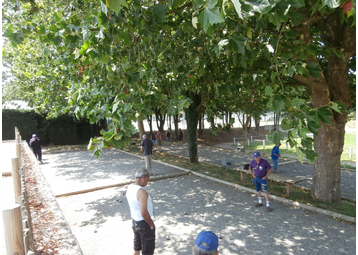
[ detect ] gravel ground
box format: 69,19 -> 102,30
56,175 -> 356,255
2,144 -> 356,255
41,149 -> 355,255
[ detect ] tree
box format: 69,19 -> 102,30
211,0 -> 355,203
3,0 -> 355,203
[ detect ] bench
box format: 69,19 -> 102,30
236,168 -> 304,194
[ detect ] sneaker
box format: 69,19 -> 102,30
266,206 -> 271,212
255,203 -> 263,207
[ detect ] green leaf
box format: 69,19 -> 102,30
231,0 -> 243,19
230,35 -> 247,55
269,130 -> 284,145
301,137 -> 315,150
288,129 -> 298,138
128,72 -> 140,85
292,97 -> 305,109
272,97 -> 285,114
79,41 -> 91,55
101,1 -> 108,15
296,147 -> 305,163
207,0 -> 218,9
304,149 -> 319,164
298,127 -> 310,138
199,6 -> 225,32
319,0 -> 340,9
306,62 -> 321,78
153,4 -> 167,22
317,107 -> 332,124
98,54 -> 110,64
330,101 -> 346,113
106,0 -> 127,14
265,86 -> 273,96
281,118 -> 292,130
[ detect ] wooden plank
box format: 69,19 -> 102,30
2,203 -> 25,255
269,174 -> 304,184
55,171 -> 190,197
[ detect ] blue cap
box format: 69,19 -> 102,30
195,231 -> 219,251
253,151 -> 261,158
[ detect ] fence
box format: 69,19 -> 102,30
233,135 -> 269,147
234,134 -> 356,160
2,127 -> 35,255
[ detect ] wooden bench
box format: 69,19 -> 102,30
269,174 -> 304,194
236,168 -> 304,194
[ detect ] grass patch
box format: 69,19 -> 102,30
241,137 -> 356,169
125,147 -> 356,219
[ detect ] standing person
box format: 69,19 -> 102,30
126,168 -> 155,255
271,143 -> 281,173
192,230 -> 219,255
156,130 -> 162,152
151,131 -> 157,149
249,151 -> 273,212
178,128 -> 183,145
29,134 -> 43,164
140,134 -> 154,175
166,128 -> 171,146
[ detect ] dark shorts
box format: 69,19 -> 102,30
254,177 -> 268,193
132,220 -> 155,255
157,140 -> 162,146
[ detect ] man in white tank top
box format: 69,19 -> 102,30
126,168 -> 155,255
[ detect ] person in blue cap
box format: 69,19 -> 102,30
192,230 -> 219,255
249,151 -> 273,212
271,143 -> 281,173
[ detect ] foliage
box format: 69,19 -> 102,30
2,0 -> 356,201
2,109 -> 92,145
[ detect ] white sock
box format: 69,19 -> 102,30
266,201 -> 270,207
258,197 -> 262,204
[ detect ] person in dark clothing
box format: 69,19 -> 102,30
140,134 -> 154,175
29,134 -> 43,164
178,128 -> 183,145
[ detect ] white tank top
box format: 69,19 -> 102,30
126,184 -> 153,221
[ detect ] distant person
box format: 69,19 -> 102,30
140,134 -> 154,175
271,143 -> 281,173
126,168 -> 155,255
166,128 -> 172,146
249,151 -> 273,212
29,134 -> 43,164
156,130 -> 162,152
178,128 -> 184,145
192,230 -> 219,255
151,131 -> 157,149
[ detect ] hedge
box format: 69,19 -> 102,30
2,109 -> 93,145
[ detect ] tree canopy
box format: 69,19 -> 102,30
2,0 -> 355,203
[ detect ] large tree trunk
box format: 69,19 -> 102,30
185,92 -> 201,163
225,111 -> 232,131
242,113 -> 252,151
154,107 -> 166,132
147,115 -> 153,136
295,11 -> 354,203
137,120 -> 145,139
173,114 -> 179,141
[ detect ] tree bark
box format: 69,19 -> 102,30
294,10 -> 355,203
137,120 -> 145,138
173,114 -> 179,140
185,92 -> 201,163
154,107 -> 166,132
